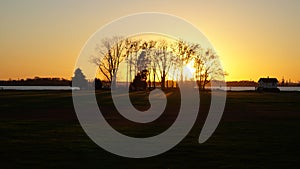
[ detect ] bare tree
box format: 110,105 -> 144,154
124,39 -> 143,83
172,40 -> 198,82
131,39 -> 142,78
124,38 -> 134,87
90,36 -> 225,91
140,40 -> 156,88
91,36 -> 127,87
153,40 -> 176,89
193,48 -> 224,90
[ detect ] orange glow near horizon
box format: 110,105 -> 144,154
0,1 -> 299,82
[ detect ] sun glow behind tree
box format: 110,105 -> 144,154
90,33 -> 224,90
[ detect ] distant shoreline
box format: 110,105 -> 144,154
0,86 -> 79,91
1,86 -> 300,92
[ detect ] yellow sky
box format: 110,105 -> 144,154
0,0 -> 299,82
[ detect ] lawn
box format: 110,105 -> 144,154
0,90 -> 300,168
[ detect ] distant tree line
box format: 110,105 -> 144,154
226,80 -> 300,87
71,68 -> 103,90
226,81 -> 258,87
279,77 -> 300,87
0,77 -> 70,86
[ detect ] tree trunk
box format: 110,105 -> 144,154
153,71 -> 156,89
161,76 -> 165,89
161,70 -> 166,89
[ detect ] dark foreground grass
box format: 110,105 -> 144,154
0,90 -> 300,168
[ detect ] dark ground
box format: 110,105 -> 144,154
0,90 -> 300,169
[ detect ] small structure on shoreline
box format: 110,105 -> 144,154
257,77 -> 280,92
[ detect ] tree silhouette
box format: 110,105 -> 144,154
72,68 -> 88,89
153,40 -> 176,89
194,48 -> 224,90
91,36 -> 127,88
172,40 -> 198,82
130,69 -> 148,91
141,40 -> 156,88
90,36 -> 225,90
94,78 -> 102,90
123,39 -> 143,84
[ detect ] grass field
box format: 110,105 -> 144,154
0,90 -> 300,168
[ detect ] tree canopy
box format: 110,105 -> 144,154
72,68 -> 88,89
91,36 -> 225,90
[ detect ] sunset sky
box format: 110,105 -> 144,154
1,0 -> 299,82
